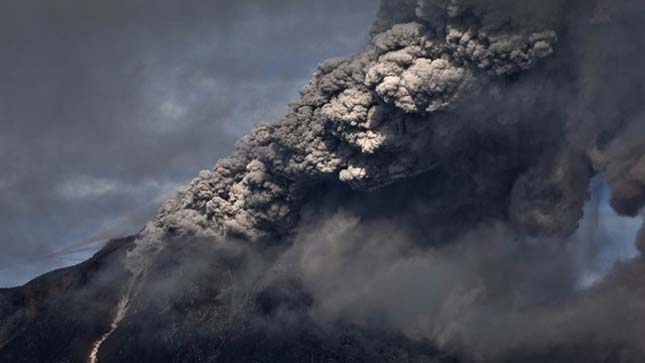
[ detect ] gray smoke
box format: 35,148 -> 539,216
270,189 -> 645,361
127,0 -> 568,270
123,0 -> 645,360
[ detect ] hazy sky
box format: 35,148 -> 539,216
0,0 -> 379,287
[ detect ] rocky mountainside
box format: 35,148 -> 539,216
1,228 -> 645,363
0,234 -> 459,363
0,237 -> 132,362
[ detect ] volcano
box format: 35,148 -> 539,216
2,0 -> 645,362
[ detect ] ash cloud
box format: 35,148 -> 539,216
129,0 -> 567,257
61,0 -> 645,360
277,188 -> 645,361
122,0 -> 645,362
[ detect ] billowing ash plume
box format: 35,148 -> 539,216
116,0 -> 645,360
125,0 -> 614,274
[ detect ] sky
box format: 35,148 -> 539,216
571,178 -> 641,289
0,0 -> 379,287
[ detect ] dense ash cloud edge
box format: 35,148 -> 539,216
126,0 -> 645,275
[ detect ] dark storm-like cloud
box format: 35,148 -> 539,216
0,0 -> 379,286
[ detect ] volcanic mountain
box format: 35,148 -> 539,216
2,0 -> 645,362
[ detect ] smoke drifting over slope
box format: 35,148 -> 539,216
119,0 -> 645,361
277,180 -> 645,360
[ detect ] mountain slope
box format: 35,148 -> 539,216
3,231 -> 645,363
0,237 -> 133,363
0,235 -> 458,363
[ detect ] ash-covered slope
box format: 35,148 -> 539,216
3,0 -> 645,362
0,237 -> 133,362
0,236 -> 455,363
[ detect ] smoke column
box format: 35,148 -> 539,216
126,0 -> 600,269
95,0 -> 645,361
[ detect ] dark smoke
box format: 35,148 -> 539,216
127,0 -> 566,264
117,0 -> 645,361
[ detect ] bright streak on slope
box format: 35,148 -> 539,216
88,292 -> 132,363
